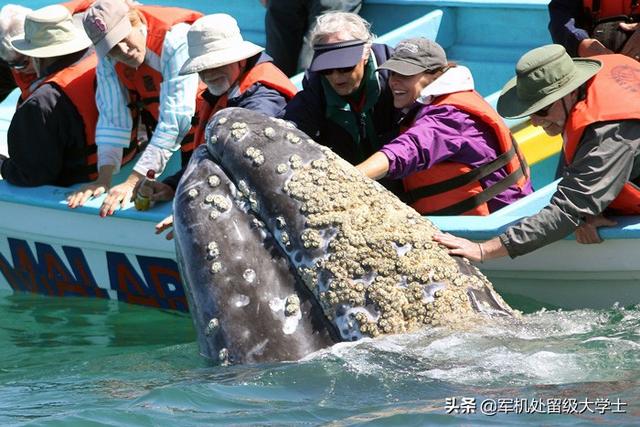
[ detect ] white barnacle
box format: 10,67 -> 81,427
231,121 -> 247,129
263,127 -> 276,138
285,294 -> 301,316
232,128 -> 248,140
289,154 -> 302,164
253,154 -> 265,166
205,318 -> 219,336
212,195 -> 231,212
218,348 -> 229,364
207,241 -> 219,259
286,132 -> 301,144
209,210 -> 220,220
188,188 -> 199,199
218,117 -> 227,125
209,134 -> 218,144
244,146 -> 256,158
208,175 -> 221,187
275,216 -> 286,229
281,231 -> 290,245
237,180 -> 250,195
210,261 -> 222,274
232,294 -> 251,307
243,268 -> 256,283
205,193 -> 215,204
276,163 -> 288,174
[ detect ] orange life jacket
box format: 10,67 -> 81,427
37,53 -> 100,181
11,69 -> 37,101
113,6 -> 202,149
583,0 -> 640,20
401,90 -> 529,216
61,0 -> 94,13
188,61 -> 298,151
564,53 -> 640,214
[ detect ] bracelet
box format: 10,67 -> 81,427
478,242 -> 484,263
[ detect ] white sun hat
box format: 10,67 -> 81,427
10,4 -> 92,58
180,14 -> 264,75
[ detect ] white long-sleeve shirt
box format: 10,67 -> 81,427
94,22 -> 198,175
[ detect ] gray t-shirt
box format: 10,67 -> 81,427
500,120 -> 640,257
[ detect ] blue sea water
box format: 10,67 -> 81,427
2,0 -> 640,425
2,289 -> 640,426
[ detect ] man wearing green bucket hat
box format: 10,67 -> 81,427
434,44 -> 640,262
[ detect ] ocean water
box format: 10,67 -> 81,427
2,289 -> 640,426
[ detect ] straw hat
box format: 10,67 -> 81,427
497,44 -> 602,119
10,5 -> 91,58
179,14 -> 264,75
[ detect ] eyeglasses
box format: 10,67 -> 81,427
532,103 -> 553,117
5,58 -> 29,71
319,65 -> 357,76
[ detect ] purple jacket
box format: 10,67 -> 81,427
379,103 -> 533,213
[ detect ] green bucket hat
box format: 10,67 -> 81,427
497,44 -> 602,119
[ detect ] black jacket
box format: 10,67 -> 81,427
1,49 -> 93,187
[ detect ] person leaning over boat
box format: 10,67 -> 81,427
151,14 -> 297,239
283,12 -> 397,168
0,4 -> 35,103
0,1 -> 96,104
66,0 -> 202,217
548,0 -> 640,59
434,44 -> 640,261
355,38 -> 532,215
0,5 -> 101,186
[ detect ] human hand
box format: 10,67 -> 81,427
575,215 -> 617,244
155,214 -> 174,240
131,179 -> 176,203
100,179 -> 137,217
578,38 -> 613,57
67,180 -> 110,208
619,22 -> 640,60
432,232 -> 483,263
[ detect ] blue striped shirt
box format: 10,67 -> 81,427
95,23 -> 198,174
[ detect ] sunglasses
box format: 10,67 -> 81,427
532,103 -> 553,117
319,65 -> 357,76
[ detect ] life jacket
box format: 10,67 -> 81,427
400,90 -> 529,216
61,0 -> 94,13
564,53 -> 640,215
36,52 -> 100,180
11,69 -> 37,101
188,61 -> 298,151
113,6 -> 202,150
583,0 -> 640,21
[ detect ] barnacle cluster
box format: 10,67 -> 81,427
244,146 -> 265,166
283,154 -> 508,337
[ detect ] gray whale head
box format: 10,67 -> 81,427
173,108 -> 514,364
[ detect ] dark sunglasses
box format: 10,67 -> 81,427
319,65 -> 357,76
532,103 -> 553,117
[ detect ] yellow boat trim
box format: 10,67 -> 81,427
512,122 -> 563,165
